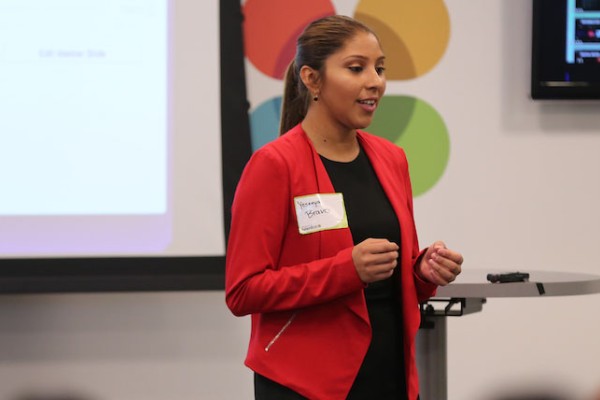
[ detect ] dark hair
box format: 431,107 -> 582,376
279,15 -> 377,134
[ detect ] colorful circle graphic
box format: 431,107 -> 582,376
243,0 -> 335,79
245,0 -> 452,196
354,0 -> 450,80
367,95 -> 450,196
249,96 -> 282,150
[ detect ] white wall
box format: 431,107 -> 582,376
1,1 -> 599,400
0,292 -> 252,400
425,2 -> 600,399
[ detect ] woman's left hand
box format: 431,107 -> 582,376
417,241 -> 463,286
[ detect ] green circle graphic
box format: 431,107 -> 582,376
368,95 -> 450,196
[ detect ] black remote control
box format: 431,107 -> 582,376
486,272 -> 530,283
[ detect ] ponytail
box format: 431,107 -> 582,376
279,60 -> 309,135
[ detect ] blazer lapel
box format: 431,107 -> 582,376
300,129 -> 370,327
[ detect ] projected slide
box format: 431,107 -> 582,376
0,0 -> 225,257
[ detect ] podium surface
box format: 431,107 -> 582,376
417,269 -> 600,400
437,269 -> 600,298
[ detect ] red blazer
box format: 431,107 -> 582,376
225,124 -> 437,400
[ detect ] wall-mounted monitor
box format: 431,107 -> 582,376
532,0 -> 600,99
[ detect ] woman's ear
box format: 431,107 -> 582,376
299,65 -> 321,96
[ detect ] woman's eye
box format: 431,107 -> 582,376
348,66 -> 363,73
376,66 -> 386,75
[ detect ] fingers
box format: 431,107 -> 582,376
432,251 -> 462,276
417,241 -> 464,286
363,248 -> 399,265
422,242 -> 464,286
353,239 -> 398,266
436,247 -> 464,266
368,258 -> 397,280
432,240 -> 446,250
361,249 -> 399,280
362,238 -> 400,254
427,259 -> 457,285
353,238 -> 399,284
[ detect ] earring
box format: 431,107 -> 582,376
313,94 -> 319,101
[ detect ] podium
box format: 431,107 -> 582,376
416,269 -> 600,400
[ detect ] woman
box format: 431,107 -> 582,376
225,15 -> 463,400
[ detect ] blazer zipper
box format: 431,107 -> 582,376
265,312 -> 297,352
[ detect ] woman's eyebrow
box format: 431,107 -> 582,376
342,55 -> 386,62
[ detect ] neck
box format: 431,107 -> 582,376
302,111 -> 359,162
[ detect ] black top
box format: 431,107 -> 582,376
321,147 -> 407,400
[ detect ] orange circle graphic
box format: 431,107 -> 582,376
354,0 -> 450,80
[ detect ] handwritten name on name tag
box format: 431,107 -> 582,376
294,193 -> 348,235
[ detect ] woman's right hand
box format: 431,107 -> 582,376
352,238 -> 399,284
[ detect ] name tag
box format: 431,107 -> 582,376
294,193 -> 348,235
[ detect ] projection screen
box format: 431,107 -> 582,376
0,0 -> 251,292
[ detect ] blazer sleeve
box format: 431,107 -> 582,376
398,147 -> 438,302
225,147 -> 365,317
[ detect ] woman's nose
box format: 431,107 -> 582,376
366,68 -> 385,90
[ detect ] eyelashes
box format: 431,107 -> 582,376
347,66 -> 386,75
